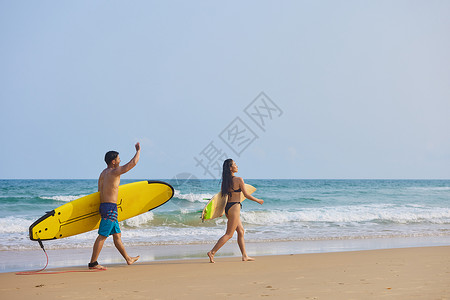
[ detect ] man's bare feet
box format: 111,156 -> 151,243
242,256 -> 255,262
127,256 -> 140,265
88,261 -> 107,270
207,251 -> 215,263
90,264 -> 107,270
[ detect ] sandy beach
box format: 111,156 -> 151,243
0,246 -> 448,299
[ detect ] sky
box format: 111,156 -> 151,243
1,1 -> 449,180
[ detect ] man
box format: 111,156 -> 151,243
88,142 -> 141,270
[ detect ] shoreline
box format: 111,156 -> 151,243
2,235 -> 449,273
1,246 -> 449,299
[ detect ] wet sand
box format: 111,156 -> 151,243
1,246 -> 449,299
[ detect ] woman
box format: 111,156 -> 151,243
207,159 -> 264,263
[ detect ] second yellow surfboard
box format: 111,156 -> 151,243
201,184 -> 256,221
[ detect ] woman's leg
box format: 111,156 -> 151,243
208,204 -> 240,263
236,219 -> 254,261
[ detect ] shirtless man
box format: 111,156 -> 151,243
88,143 -> 141,270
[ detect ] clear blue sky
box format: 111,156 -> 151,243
1,1 -> 449,179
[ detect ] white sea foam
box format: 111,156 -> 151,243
0,216 -> 31,234
122,212 -> 154,227
122,227 -> 223,239
40,195 -> 86,202
240,205 -> 450,225
173,190 -> 213,203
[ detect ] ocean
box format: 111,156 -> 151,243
1,179 -> 449,272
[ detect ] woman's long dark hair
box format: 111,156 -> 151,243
221,159 -> 234,198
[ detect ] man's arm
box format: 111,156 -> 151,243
114,142 -> 141,175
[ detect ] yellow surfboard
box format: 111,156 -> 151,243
29,181 -> 174,241
201,184 -> 256,221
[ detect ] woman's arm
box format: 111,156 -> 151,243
238,177 -> 264,205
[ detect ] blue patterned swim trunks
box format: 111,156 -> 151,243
98,202 -> 121,237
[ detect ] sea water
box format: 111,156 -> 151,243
1,179 -> 449,271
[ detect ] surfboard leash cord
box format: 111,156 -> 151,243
15,240 -> 106,275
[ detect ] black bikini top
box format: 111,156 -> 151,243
231,176 -> 241,193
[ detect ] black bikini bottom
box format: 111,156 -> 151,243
225,202 -> 242,215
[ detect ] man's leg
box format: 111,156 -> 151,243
112,233 -> 140,265
90,235 -> 108,269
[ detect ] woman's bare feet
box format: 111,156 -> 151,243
242,256 -> 255,262
207,251 -> 215,263
127,256 -> 140,265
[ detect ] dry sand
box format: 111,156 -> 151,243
1,246 -> 449,299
